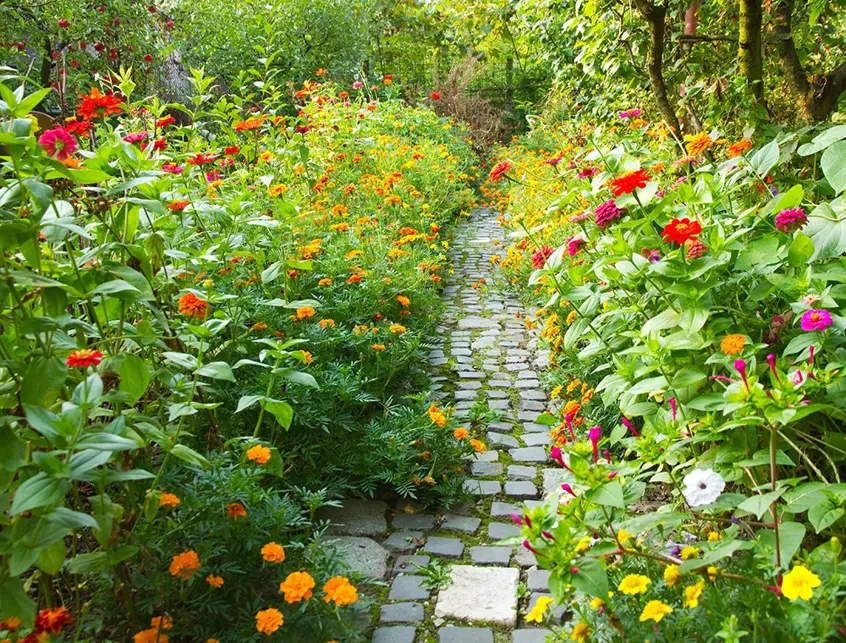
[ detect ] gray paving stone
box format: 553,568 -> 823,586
527,569 -> 550,591
515,379 -> 541,389
542,468 -> 574,495
455,389 -> 480,400
389,574 -> 430,600
510,447 -> 548,463
512,629 -> 553,643
373,626 -> 417,643
507,465 -> 537,480
330,536 -> 390,579
435,565 -> 519,626
380,602 -> 424,623
485,390 -> 510,399
488,379 -> 512,387
430,357 -> 449,366
470,546 -> 512,565
522,422 -> 548,433
488,399 -> 511,410
457,380 -> 483,390
424,536 -> 465,558
473,449 -> 499,462
443,514 -> 482,534
439,627 -> 494,643
522,433 -> 552,447
383,531 -> 425,553
488,421 -> 515,432
458,316 -> 501,329
488,522 -> 521,540
471,461 -> 503,476
515,546 -> 536,567
463,479 -> 501,496
458,371 -> 486,379
490,501 -> 521,518
319,499 -> 388,536
504,481 -> 538,499
393,555 -> 430,575
488,433 -> 519,448
521,400 -> 546,412
520,390 -> 547,400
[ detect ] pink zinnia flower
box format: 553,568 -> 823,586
594,199 -> 623,229
162,163 -> 184,174
567,236 -> 586,257
122,131 -> 148,144
352,81 -> 363,89
775,208 -> 807,233
531,245 -> 554,269
801,309 -> 832,331
38,127 -> 77,160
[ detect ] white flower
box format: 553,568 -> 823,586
682,468 -> 725,507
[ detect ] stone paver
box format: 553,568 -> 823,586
393,514 -> 436,530
526,569 -> 550,591
470,546 -> 512,565
373,626 -> 417,643
435,565 -> 519,626
320,499 -> 388,536
463,479 -> 502,496
439,627 -> 495,643
380,602 -> 425,623
509,447 -> 548,463
390,574 -> 430,600
423,536 -> 465,559
384,531 -> 425,553
488,522 -> 521,540
512,629 -> 553,643
504,481 -> 538,499
443,514 -> 482,534
330,536 -> 390,580
393,555 -> 430,575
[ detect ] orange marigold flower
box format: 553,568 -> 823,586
169,551 -> 201,580
178,292 -> 209,319
685,132 -> 713,157
0,616 -> 22,633
226,502 -> 247,520
135,629 -> 169,643
346,274 -> 362,284
453,427 -> 469,439
261,542 -> 286,563
371,344 -> 386,351
397,295 -> 410,307
251,322 -> 268,331
727,139 -> 753,158
296,306 -> 316,320
720,334 -> 746,356
66,348 -> 103,368
610,169 -> 650,197
159,492 -> 180,508
301,351 -> 313,363
389,324 -> 407,334
322,576 -> 358,606
318,278 -> 333,286
562,400 -> 582,418
206,574 -> 224,588
427,403 -> 447,428
255,608 -> 283,635
247,445 -> 272,464
35,607 -> 72,633
330,222 -> 350,232
268,184 -> 288,197
234,116 -> 265,131
319,319 -> 336,329
661,218 -> 702,245
279,571 -> 315,603
470,438 -> 486,454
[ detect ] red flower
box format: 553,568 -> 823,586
431,92 -> 441,100
531,245 -> 554,269
187,153 -> 219,165
66,348 -> 103,368
38,127 -> 77,160
143,54 -> 153,62
224,145 -> 240,155
77,88 -> 122,120
610,169 -> 650,196
168,200 -> 190,211
34,607 -> 72,633
489,161 -> 512,183
157,115 -> 176,128
661,218 -> 702,245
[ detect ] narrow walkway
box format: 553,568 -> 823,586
325,209 -> 565,643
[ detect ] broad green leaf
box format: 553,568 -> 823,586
672,367 -> 707,388
783,482 -> 828,513
75,433 -> 138,451
262,399 -> 294,429
737,489 -> 785,520
758,521 -> 805,568
821,140 -> 846,194
750,140 -> 780,178
680,539 -> 748,572
787,232 -> 815,267
805,203 -> 846,260
585,480 -> 625,509
10,473 -> 70,515
569,555 -> 608,598
169,444 -> 209,468
808,502 -> 844,533
0,578 -> 36,626
195,361 -> 236,382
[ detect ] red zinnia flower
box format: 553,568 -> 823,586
531,245 -> 554,269
431,92 -> 441,100
187,153 -> 219,165
156,115 -> 176,128
610,169 -> 650,196
489,161 -> 512,183
178,293 -> 209,318
224,146 -> 240,155
168,200 -> 190,211
66,348 -> 103,368
34,607 -> 72,633
77,88 -> 122,120
661,218 -> 702,245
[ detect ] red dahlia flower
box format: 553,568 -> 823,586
661,218 -> 702,245
610,169 -> 650,196
66,348 -> 103,368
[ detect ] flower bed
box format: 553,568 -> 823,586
488,115 -> 846,639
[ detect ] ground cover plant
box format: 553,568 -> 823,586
489,115 -> 846,639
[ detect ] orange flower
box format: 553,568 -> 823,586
330,222 -> 350,232
318,278 -> 333,286
169,551 -> 201,580
661,218 -> 702,245
346,274 -> 362,284
685,132 -> 713,156
453,427 -> 469,440
226,502 -> 247,520
261,542 -> 286,563
322,576 -> 358,605
319,319 -> 336,329
234,116 -> 265,131
427,403 -> 447,428
206,574 -> 224,588
727,139 -> 753,158
178,292 -> 209,319
397,295 -> 410,307
167,200 -> 190,211
66,348 -> 103,368
135,629 -> 169,643
255,608 -> 283,635
296,306 -> 316,320
279,571 -> 315,603
35,607 -> 72,633
159,492 -> 180,508
247,445 -> 271,464
150,616 -> 173,631
470,439 -> 486,454
720,334 -> 746,356
301,351 -> 313,363
251,322 -> 268,331
389,324 -> 407,334
371,344 -> 386,351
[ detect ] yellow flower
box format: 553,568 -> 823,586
708,531 -> 723,542
616,529 -> 630,546
781,565 -> 821,601
574,535 -> 592,553
589,596 -> 604,609
371,344 -> 386,351
570,622 -> 591,642
680,546 -> 700,560
684,132 -> 713,156
618,574 -> 650,595
658,562 -> 680,589
526,596 -> 553,623
640,600 -> 673,623
683,579 -> 705,608
427,403 -> 447,427
296,306 -> 316,320
550,384 -> 564,399
707,566 -> 719,582
389,324 -> 407,333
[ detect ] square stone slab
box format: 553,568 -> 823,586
424,536 -> 465,558
384,531 -> 425,553
471,461 -> 503,477
513,629 -> 553,643
510,447 -> 548,463
514,546 -> 536,568
463,479 -> 501,496
507,465 -> 537,480
373,626 -> 417,643
329,536 -> 390,580
488,522 -> 521,540
488,433 -> 519,449
319,499 -> 388,536
380,602 -> 425,623
390,574 -> 430,600
439,626 -> 495,643
443,514 -> 482,534
526,569 -> 550,591
470,546 -> 512,565
504,481 -> 538,499
393,555 -> 430,575
392,514 -> 435,531
491,501 -> 521,518
522,434 -> 552,447
435,565 -> 519,626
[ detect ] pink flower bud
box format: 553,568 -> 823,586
767,353 -> 781,383
570,567 -> 580,574
588,425 -> 601,463
621,416 -> 640,437
561,483 -> 576,497
668,397 -> 677,422
735,359 -> 749,390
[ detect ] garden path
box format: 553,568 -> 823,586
324,208 -> 565,643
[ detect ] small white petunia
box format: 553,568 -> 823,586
682,468 -> 725,507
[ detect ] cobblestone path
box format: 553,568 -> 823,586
323,209 -> 565,643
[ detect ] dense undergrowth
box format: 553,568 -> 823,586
488,114 -> 846,639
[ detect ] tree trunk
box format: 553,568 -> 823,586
739,0 -> 764,100
633,0 -> 682,136
40,37 -> 53,89
505,57 -> 514,113
775,0 -> 846,120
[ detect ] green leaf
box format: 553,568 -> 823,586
680,539 -> 748,572
0,425 -> 27,470
672,367 -> 707,388
569,555 -> 609,598
169,444 -> 209,468
116,354 -> 151,403
783,482 -> 829,513
21,356 -> 68,406
788,232 -> 815,267
10,473 -> 70,515
236,394 -> 265,412
162,352 -> 198,370
45,507 -> 100,530
75,432 -> 137,451
67,551 -> 110,574
92,279 -> 141,298
686,393 -> 726,411
758,521 -> 805,568
805,203 -> 846,260
585,480 -> 625,509
821,140 -> 846,194
195,361 -> 236,382
0,578 -> 36,626
808,502 -> 844,533
262,399 -> 294,429
750,140 -> 780,178
37,538 -> 66,574
737,489 -> 785,520
261,261 -> 283,284
276,368 -> 318,388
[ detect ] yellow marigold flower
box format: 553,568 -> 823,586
250,322 -> 268,332
301,351 -> 313,364
257,151 -> 274,163
330,222 -> 350,233
319,319 -> 336,329
574,535 -> 592,553
781,565 -> 821,601
427,403 -> 447,428
268,184 -> 288,197
707,566 -> 719,582
389,324 -> 407,333
708,531 -> 723,542
570,622 -> 591,642
680,546 -> 700,560
453,427 -> 469,439
323,576 -> 358,605
261,542 -> 286,563
296,306 -> 316,320
589,596 -> 605,609
344,249 -> 363,259
397,295 -> 411,307
279,571 -> 315,603
720,334 -> 745,356
616,529 -> 630,546
470,438 -> 486,453
618,574 -> 651,595
169,551 -> 201,580
206,574 -> 224,588
566,309 -> 577,325
255,608 -> 283,635
247,445 -> 271,464
371,344 -> 386,351
550,384 -> 564,399
640,599 -> 673,623
684,579 -> 705,608
685,132 -> 713,156
525,596 -> 553,623
159,492 -> 180,508
318,278 -> 333,286
664,564 -> 680,588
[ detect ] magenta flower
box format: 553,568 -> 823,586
801,309 -> 832,331
544,156 -> 563,166
620,416 -> 640,437
567,236 -> 586,257
531,245 -> 554,269
578,167 -> 599,180
522,539 -> 545,557
766,353 -> 781,383
162,162 -> 184,174
352,81 -> 363,89
735,359 -> 749,391
594,199 -> 624,229
561,483 -> 576,497
38,126 -> 77,160
122,131 -> 149,144
668,397 -> 677,422
511,513 -> 524,526
588,425 -> 601,463
550,446 -> 572,472
775,208 -> 808,233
